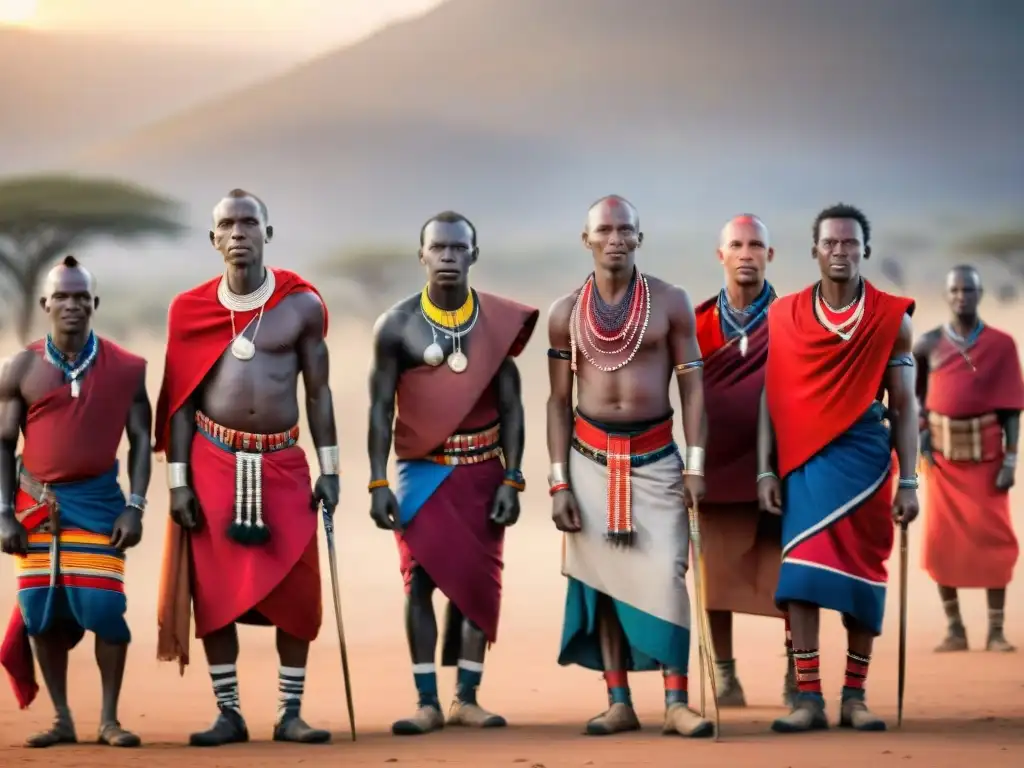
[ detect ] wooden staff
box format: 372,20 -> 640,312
322,505 -> 356,741
688,502 -> 721,741
897,521 -> 909,728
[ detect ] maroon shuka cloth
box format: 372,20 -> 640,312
695,296 -> 770,505
925,326 -> 1024,417
392,291 -> 538,654
393,291 -> 538,458
693,296 -> 783,618
1,338 -> 145,709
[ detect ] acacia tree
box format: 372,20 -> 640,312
0,174 -> 185,340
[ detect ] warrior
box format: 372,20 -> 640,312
0,256 -> 151,748
367,210 -> 537,736
548,195 -> 713,738
915,265 -> 1022,653
154,189 -> 339,746
758,203 -> 919,733
694,214 -> 795,707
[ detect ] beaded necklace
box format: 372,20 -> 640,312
45,331 -> 98,398
570,269 -> 651,372
717,281 -> 774,356
813,279 -> 866,341
419,285 -> 477,373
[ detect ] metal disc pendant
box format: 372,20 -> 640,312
447,351 -> 468,373
231,335 -> 256,361
739,334 -> 748,357
423,342 -> 444,367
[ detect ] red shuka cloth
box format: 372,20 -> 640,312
766,281 -> 915,478
153,268 -> 328,452
1,338 -> 145,709
154,268 -> 327,669
922,327 -> 1024,588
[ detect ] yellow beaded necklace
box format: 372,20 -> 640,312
420,285 -> 474,328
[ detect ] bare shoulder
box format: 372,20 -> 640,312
0,349 -> 36,397
547,290 -> 579,342
647,276 -> 694,318
372,294 -> 418,349
912,326 -> 942,357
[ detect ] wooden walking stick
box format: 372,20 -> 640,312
897,520 -> 909,728
688,502 -> 721,741
322,505 -> 357,741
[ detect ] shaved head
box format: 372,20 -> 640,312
586,195 -> 638,231
947,264 -> 981,289
42,255 -> 96,298
945,263 -> 983,320
719,214 -> 770,248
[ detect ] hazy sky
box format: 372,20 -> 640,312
12,0 -> 446,55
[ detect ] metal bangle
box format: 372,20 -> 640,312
684,446 -> 705,476
757,471 -> 777,482
127,493 -> 147,512
1003,452 -> 1018,468
548,462 -> 568,487
318,445 -> 340,476
167,462 -> 188,490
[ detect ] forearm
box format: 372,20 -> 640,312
756,387 -> 776,475
126,436 -> 152,500
891,393 -> 920,477
168,401 -> 196,466
0,440 -> 16,515
499,406 -> 524,475
998,410 -> 1020,455
306,385 -> 338,449
678,373 -> 707,450
546,396 -> 573,465
367,400 -> 394,482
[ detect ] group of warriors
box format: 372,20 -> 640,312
0,191 -> 1018,749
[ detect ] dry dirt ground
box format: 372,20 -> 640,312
1,303 -> 1023,767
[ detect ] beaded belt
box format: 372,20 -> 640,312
928,412 -> 1001,463
427,421 -> 503,466
195,411 -> 299,453
195,411 -> 300,545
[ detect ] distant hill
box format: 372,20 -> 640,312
70,0 -> 1024,255
0,28 -> 293,173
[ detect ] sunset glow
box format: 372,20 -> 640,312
0,0 -> 36,26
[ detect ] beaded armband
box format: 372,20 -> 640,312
547,348 -> 571,361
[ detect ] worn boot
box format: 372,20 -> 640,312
986,609 -> 1016,652
662,704 -> 714,738
97,721 -> 141,747
771,693 -> 828,733
714,659 -> 747,707
189,707 -> 250,747
935,621 -> 968,652
25,712 -> 77,748
273,714 -> 331,743
447,698 -> 507,728
584,702 -> 641,736
392,704 -> 445,736
782,655 -> 798,708
839,691 -> 886,731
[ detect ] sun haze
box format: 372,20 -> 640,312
0,0 -> 37,26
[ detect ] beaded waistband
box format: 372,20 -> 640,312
196,411 -> 299,453
571,415 -> 677,468
427,421 -> 502,466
